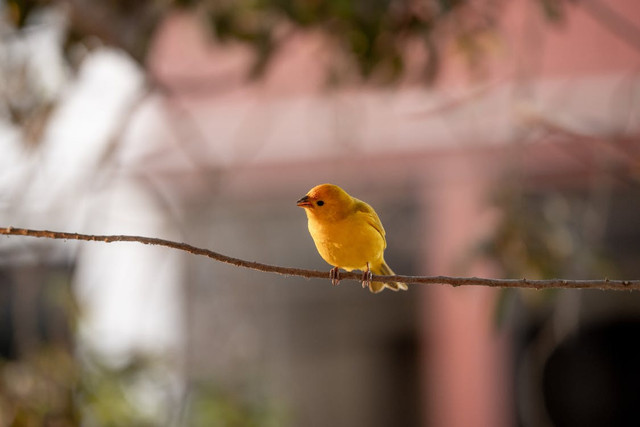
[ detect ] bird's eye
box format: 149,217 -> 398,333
317,200 -> 325,206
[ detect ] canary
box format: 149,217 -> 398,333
297,184 -> 408,293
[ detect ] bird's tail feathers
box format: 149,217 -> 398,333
370,261 -> 408,293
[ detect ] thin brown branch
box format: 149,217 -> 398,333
580,0 -> 640,55
1,227 -> 638,290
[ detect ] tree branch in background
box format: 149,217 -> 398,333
1,227 -> 638,290
580,0 -> 640,54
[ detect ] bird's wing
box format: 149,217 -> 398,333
353,198 -> 387,246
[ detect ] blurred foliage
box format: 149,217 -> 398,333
478,182 -> 621,326
185,382 -> 288,427
2,0 -> 570,81
0,265 -> 283,426
0,346 -> 288,426
482,188 -> 614,280
0,0 -> 573,148
0,347 -> 154,426
0,266 -> 157,425
0,0 -> 570,143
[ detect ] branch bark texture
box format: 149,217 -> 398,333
1,227 -> 638,291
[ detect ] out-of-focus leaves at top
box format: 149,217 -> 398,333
538,0 -> 568,23
3,0 -> 570,83
0,0 -> 569,143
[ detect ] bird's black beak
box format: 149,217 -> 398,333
296,195 -> 313,208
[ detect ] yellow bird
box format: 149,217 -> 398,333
296,183 -> 408,293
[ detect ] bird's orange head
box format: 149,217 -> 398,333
296,183 -> 354,220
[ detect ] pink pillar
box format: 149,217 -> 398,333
420,155 -> 510,427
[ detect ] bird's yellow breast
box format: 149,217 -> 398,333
307,211 -> 385,271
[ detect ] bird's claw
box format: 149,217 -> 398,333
330,267 -> 341,286
362,264 -> 372,289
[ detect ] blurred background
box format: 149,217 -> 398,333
0,0 -> 639,426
